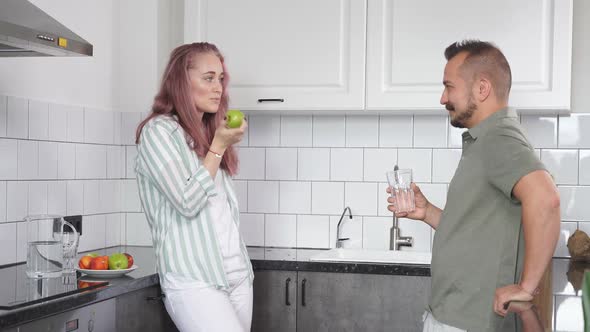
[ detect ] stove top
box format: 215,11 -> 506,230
0,263 -> 108,310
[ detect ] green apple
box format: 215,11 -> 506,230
226,109 -> 244,128
108,253 -> 129,270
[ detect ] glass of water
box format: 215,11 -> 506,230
386,169 -> 415,213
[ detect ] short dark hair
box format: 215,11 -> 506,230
444,40 -> 512,101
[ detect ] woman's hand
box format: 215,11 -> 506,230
387,183 -> 429,221
211,117 -> 248,153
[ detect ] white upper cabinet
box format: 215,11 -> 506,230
184,0 -> 367,111
366,0 -> 573,112
184,0 -> 572,113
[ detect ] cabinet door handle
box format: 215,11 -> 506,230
301,278 -> 307,307
285,277 -> 291,306
257,98 -> 285,103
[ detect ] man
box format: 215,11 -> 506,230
388,40 -> 561,331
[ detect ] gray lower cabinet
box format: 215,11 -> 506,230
115,285 -> 179,332
253,270 -> 430,332
297,271 -> 430,332
252,270 -> 297,332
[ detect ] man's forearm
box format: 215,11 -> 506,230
424,203 -> 443,229
519,197 -> 560,294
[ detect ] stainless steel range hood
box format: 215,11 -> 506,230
0,0 -> 93,57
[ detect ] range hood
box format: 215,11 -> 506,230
0,0 -> 93,57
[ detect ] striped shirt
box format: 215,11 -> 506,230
135,115 -> 253,289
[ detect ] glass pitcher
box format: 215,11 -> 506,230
25,215 -> 79,278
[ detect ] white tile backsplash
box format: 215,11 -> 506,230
279,181 -> 311,214
248,181 -> 279,213
7,182 -> 28,222
6,97 -> 28,139
240,213 -> 265,246
125,146 -> 137,179
555,222 -> 577,257
106,214 -> 122,247
265,214 -> 296,247
281,116 -> 312,147
298,148 -> 330,181
121,112 -> 141,145
379,115 -> 413,147
0,101 -> 589,265
297,215 -> 330,248
85,109 -> 114,144
541,149 -> 579,185
559,186 -> 590,221
17,140 -> 38,180
47,181 -> 67,216
311,182 -> 344,215
330,148 -> 363,181
397,149 -> 432,182
362,217 -> 391,250
48,103 -> 68,142
28,181 -> 48,215
398,218 -> 432,252
559,114 -> 590,148
0,182 -> 5,223
28,100 -> 49,140
580,150 -> 590,185
236,148 -> 265,180
0,223 -> 16,265
521,115 -> 558,148
346,115 -> 379,147
66,106 -> 84,143
0,139 -> 18,179
234,180 -> 248,212
363,148 -> 397,182
76,144 -> 107,179
57,143 -> 76,179
345,182 -> 378,216
432,149 -> 461,183
107,146 -> 124,179
249,116 -> 280,147
126,213 -> 151,246
313,116 -> 345,147
0,95 -> 6,137
266,148 -> 297,180
329,215 -> 362,249
66,180 -> 84,215
38,141 -> 58,179
413,116 -> 447,148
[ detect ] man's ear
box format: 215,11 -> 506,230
475,77 -> 492,102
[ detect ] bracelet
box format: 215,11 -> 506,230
208,149 -> 223,159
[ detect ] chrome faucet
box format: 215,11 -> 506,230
389,164 -> 413,251
390,214 -> 413,251
336,206 -> 353,248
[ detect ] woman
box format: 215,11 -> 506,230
135,42 -> 253,332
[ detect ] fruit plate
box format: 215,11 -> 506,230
77,265 -> 138,278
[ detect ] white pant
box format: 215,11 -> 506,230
422,311 -> 467,332
162,274 -> 253,332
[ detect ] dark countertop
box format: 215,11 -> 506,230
0,246 -> 584,331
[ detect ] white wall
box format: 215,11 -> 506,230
0,0 -> 116,110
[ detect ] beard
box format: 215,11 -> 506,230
448,96 -> 477,128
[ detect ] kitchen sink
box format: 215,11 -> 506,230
309,248 -> 431,265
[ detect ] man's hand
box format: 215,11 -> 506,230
387,183 -> 442,229
493,284 -> 534,316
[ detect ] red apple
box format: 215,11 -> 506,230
123,253 -> 134,268
78,255 -> 94,269
89,256 -> 108,270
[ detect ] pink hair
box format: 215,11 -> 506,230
136,42 -> 238,176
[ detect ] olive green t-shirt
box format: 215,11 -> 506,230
429,108 -> 546,331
